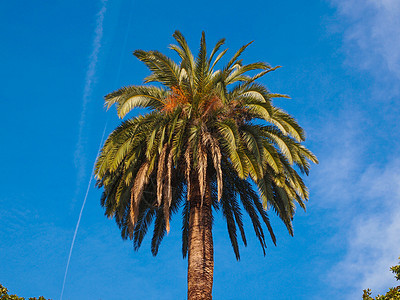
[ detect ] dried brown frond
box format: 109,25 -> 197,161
164,150 -> 174,233
184,147 -> 191,201
163,179 -> 170,233
157,144 -> 168,206
167,150 -> 173,207
198,143 -> 207,206
130,162 -> 150,229
210,139 -> 223,201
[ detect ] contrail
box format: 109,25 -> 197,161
60,1 -> 108,299
61,0 -> 136,298
60,124 -> 107,300
74,0 -> 108,186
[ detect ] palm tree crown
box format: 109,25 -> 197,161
95,31 -> 317,263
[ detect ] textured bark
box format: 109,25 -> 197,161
187,178 -> 214,300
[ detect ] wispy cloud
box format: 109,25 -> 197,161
319,4 -> 400,297
74,0 -> 108,186
310,111 -> 400,298
310,110 -> 366,206
328,160 -> 400,298
331,0 -> 400,80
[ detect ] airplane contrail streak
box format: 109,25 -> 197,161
74,0 -> 108,185
60,1 -> 108,299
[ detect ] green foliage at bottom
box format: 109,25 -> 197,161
0,284 -> 50,300
362,257 -> 400,300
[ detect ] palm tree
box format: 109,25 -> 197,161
95,31 -> 318,299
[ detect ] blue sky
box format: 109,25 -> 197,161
1,0 -> 400,299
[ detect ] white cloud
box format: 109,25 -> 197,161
310,109 -> 400,298
329,161 -> 400,299
320,4 -> 400,297
331,0 -> 400,79
309,109 -> 367,209
311,110 -> 400,299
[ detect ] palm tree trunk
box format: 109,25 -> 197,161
187,179 -> 214,300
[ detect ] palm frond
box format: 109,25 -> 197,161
208,38 -> 226,65
133,50 -> 181,88
130,162 -> 150,228
216,119 -> 246,178
224,41 -> 254,72
221,190 -> 240,260
105,86 -> 166,118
